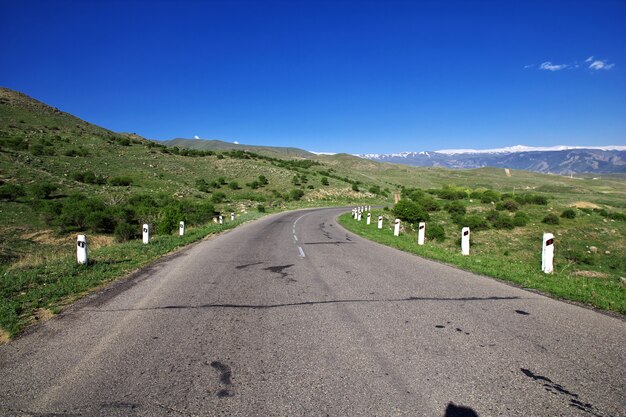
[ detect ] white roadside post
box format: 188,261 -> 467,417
352,208 -> 356,219
76,235 -> 88,265
142,224 -> 150,244
542,233 -> 555,274
230,212 -> 235,221
357,210 -> 362,221
219,215 -> 223,224
418,222 -> 426,245
366,213 -> 371,225
179,221 -> 185,236
367,205 -> 371,212
378,215 -> 383,229
461,227 -> 470,255
394,219 -> 400,236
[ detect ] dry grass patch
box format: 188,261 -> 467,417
0,328 -> 10,345
571,201 -> 601,209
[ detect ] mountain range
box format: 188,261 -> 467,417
357,146 -> 626,175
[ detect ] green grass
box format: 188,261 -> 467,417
338,210 -> 626,315
0,211 -> 264,338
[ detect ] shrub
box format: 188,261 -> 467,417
480,190 -> 501,204
485,210 -> 500,222
561,209 -> 576,219
425,223 -> 445,241
351,183 -> 360,192
542,213 -> 560,225
258,175 -> 269,185
119,139 -> 131,146
31,183 -> 58,199
109,176 -> 133,186
513,211 -> 529,227
211,192 -> 227,203
257,204 -> 266,213
453,214 -> 490,231
114,222 -> 137,242
446,201 -> 466,216
0,184 -> 26,201
228,181 -> 240,190
492,215 -> 515,230
289,189 -> 305,201
158,203 -> 184,235
496,200 -> 519,212
196,179 -> 209,193
321,177 -> 330,186
394,199 -> 430,224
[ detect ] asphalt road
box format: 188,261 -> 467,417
0,207 -> 624,417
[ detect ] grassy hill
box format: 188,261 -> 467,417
1,86 -> 625,340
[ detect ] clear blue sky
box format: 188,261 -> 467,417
2,0 -> 625,153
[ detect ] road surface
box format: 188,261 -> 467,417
1,207 -> 624,416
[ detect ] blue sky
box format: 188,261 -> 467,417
2,0 -> 625,153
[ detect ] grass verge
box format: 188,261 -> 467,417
0,211 -> 265,340
338,211 -> 625,315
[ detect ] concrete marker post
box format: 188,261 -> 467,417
394,219 -> 400,236
366,213 -> 371,225
542,233 -> 555,274
179,221 -> 185,236
219,215 -> 223,224
142,224 -> 150,244
461,227 -> 470,255
418,222 -> 426,245
76,234 -> 88,265
357,211 -> 362,221
378,215 -> 383,229
230,212 -> 235,221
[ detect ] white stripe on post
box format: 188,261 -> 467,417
394,219 -> 400,236
418,222 -> 425,245
142,224 -> 150,244
461,227 -> 470,255
77,235 -> 88,264
542,233 -> 554,274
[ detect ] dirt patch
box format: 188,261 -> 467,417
571,201 -> 601,209
33,308 -> 55,322
571,270 -> 609,279
0,328 -> 10,345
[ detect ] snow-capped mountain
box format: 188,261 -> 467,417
357,145 -> 626,175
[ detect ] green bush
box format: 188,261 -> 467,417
561,209 -> 576,219
31,183 -> 58,199
109,176 -> 133,186
496,200 -> 519,212
446,201 -> 466,216
492,214 -> 515,230
0,184 -> 26,201
425,223 -> 445,241
351,183 -> 360,192
542,213 -> 560,225
257,204 -> 266,213
513,211 -> 529,227
453,214 -> 490,231
228,181 -> 240,190
211,192 -> 227,203
289,189 -> 305,201
394,199 -> 429,224
321,177 -> 330,186
114,222 -> 137,242
480,190 -> 501,204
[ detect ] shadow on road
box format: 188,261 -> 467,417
444,402 -> 480,416
83,295 -> 522,312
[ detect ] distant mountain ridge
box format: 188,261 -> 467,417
357,146 -> 626,175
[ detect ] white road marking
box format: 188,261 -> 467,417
298,246 -> 306,258
293,235 -> 298,242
